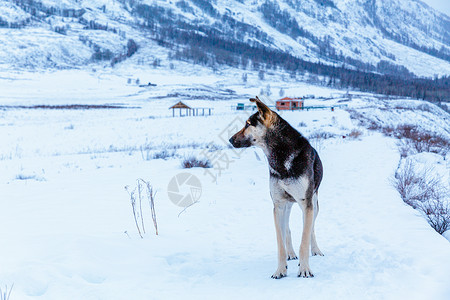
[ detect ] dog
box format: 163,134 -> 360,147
229,96 -> 323,279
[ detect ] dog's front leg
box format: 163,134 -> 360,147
271,202 -> 288,279
298,203 -> 314,278
284,202 -> 297,260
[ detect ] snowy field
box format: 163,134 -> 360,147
0,69 -> 449,299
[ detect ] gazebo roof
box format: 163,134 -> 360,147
169,101 -> 191,109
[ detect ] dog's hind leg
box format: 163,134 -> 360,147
271,202 -> 288,279
284,202 -> 297,260
297,198 -> 314,278
311,192 -> 324,256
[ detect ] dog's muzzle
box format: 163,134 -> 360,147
229,136 -> 251,148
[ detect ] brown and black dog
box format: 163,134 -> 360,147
229,96 -> 323,279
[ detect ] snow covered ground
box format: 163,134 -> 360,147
0,69 -> 449,299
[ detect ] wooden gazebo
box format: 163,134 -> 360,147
169,101 -> 213,117
169,101 -> 191,117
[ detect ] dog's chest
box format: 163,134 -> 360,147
273,176 -> 310,202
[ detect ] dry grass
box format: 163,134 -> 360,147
0,104 -> 132,110
181,156 -> 212,168
308,130 -> 336,152
139,142 -> 225,161
0,284 -> 13,300
125,179 -> 158,238
152,149 -> 176,160
308,130 -> 336,140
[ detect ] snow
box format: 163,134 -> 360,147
0,2 -> 30,24
0,27 -> 93,69
1,0 -> 450,77
0,69 -> 449,299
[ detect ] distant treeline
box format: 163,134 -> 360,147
169,27 -> 449,102
134,4 -> 449,103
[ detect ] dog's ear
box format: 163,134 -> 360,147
250,96 -> 273,122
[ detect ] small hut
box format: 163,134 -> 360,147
169,101 -> 191,117
276,97 -> 304,111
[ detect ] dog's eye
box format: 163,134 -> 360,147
245,121 -> 251,128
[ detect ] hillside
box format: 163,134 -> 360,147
1,0 -> 450,77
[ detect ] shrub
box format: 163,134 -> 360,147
392,159 -> 449,234
393,124 -> 449,156
392,160 -> 426,208
380,126 -> 395,137
396,139 -> 410,158
181,156 -> 212,168
347,129 -> 363,139
417,200 -> 450,234
393,124 -> 418,139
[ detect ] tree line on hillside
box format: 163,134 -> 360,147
133,3 -> 449,104
168,27 -> 449,103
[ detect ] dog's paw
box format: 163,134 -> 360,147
287,251 -> 298,260
311,248 -> 324,256
271,267 -> 287,279
297,266 -> 314,278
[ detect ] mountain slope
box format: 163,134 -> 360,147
0,0 -> 449,77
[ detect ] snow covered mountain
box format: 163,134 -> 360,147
1,0 -> 450,77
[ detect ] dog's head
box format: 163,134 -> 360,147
229,96 -> 277,149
